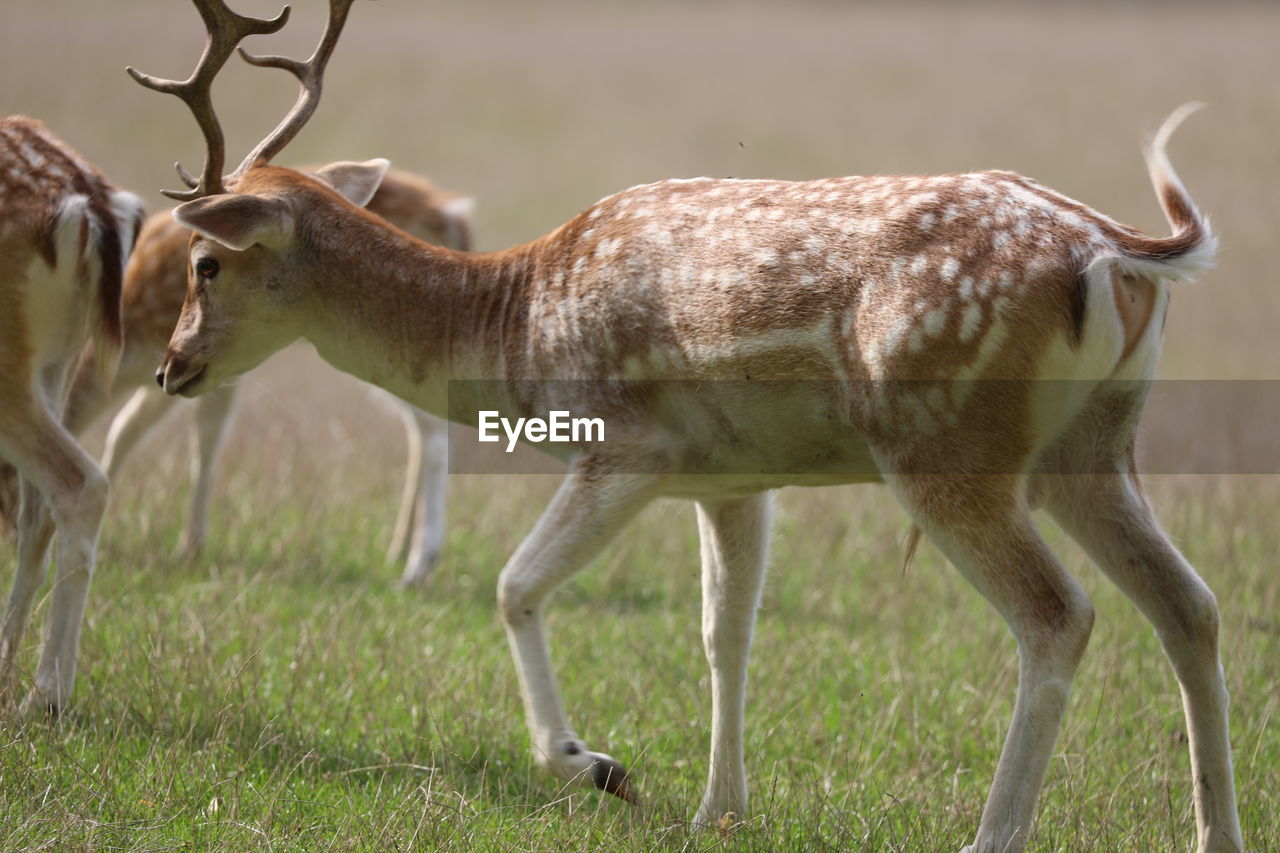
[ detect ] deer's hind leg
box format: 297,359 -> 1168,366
0,394 -> 108,716
878,463 -> 1093,853
1042,454 -> 1242,853
0,476 -> 55,702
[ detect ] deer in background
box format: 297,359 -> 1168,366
0,168 -> 472,586
0,116 -> 145,716
131,1 -> 1245,851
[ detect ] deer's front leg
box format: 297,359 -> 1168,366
397,407 -> 448,588
181,385 -> 239,559
693,492 -> 772,826
497,463 -> 656,801
101,386 -> 181,478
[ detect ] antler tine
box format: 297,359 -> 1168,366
234,0 -> 361,176
127,0 -> 291,200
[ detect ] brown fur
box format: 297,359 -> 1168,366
0,115 -> 141,480
0,117 -> 128,352
0,115 -> 143,714
1113,182 -> 1207,261
170,162 -> 1201,489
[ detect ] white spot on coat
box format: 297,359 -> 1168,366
923,306 -> 947,337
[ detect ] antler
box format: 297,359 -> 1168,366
127,0 -> 291,201
234,0 -> 360,175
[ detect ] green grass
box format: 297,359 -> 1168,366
1,472 -> 1276,851
2,0 -> 1279,850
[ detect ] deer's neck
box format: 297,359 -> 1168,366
300,212 -> 538,419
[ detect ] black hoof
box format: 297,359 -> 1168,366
591,755 -> 637,804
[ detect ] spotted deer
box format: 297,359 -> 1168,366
0,116 -> 145,715
0,169 -> 472,585
132,2 -> 1244,851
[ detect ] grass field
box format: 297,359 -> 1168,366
2,1 -> 1278,851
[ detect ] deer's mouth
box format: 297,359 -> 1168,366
165,363 -> 207,397
174,365 -> 207,396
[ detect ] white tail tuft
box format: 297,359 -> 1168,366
1113,102 -> 1217,284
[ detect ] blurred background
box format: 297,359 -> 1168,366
2,0 -> 1277,527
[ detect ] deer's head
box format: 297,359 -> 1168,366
158,160 -> 387,394
131,0 -> 383,395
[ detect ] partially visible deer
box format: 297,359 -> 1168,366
0,168 -> 472,585
132,2 -> 1245,851
0,116 -> 145,715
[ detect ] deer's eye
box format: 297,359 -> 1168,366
195,257 -> 220,281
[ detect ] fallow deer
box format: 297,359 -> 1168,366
132,2 -> 1245,851
0,116 -> 145,715
0,169 -> 472,585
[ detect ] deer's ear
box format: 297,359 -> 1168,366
173,194 -> 294,251
310,158 -> 390,208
